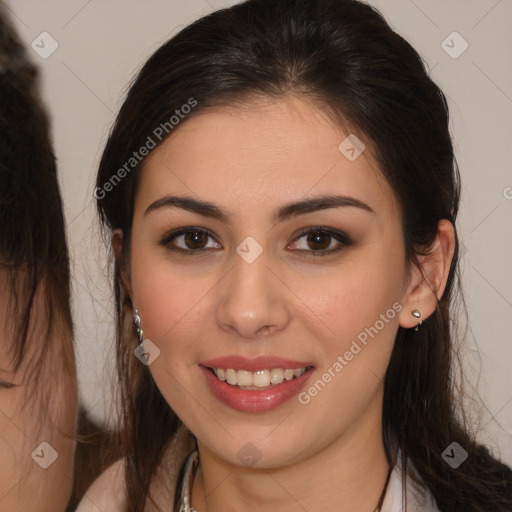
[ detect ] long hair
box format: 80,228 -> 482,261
95,1 -> 512,510
0,0 -> 76,478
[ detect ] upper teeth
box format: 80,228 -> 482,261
213,367 -> 307,388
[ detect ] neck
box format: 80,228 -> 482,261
190,393 -> 391,512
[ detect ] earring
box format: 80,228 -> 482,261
133,309 -> 144,345
412,309 -> 422,331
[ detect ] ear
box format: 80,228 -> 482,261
112,228 -> 133,299
398,219 -> 456,329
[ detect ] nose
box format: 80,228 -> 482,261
215,248 -> 291,339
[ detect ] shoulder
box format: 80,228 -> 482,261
74,459 -> 126,512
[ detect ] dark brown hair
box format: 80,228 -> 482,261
0,4 -> 76,437
95,0 -> 512,510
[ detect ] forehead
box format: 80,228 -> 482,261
136,94 -> 398,219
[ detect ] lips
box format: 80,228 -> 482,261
199,356 -> 315,412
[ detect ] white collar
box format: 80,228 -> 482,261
381,451 -> 440,512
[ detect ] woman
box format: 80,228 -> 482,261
0,7 -> 77,511
78,0 -> 512,510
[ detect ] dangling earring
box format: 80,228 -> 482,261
133,309 -> 144,345
412,309 -> 422,331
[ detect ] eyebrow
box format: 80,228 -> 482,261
144,194 -> 375,225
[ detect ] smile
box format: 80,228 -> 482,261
199,360 -> 315,412
211,367 -> 309,389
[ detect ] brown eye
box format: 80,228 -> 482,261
184,230 -> 209,249
160,227 -> 222,254
289,227 -> 352,256
306,230 -> 332,250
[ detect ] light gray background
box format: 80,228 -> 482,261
5,0 -> 512,465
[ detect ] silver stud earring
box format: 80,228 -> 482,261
133,309 -> 144,345
412,309 -> 422,331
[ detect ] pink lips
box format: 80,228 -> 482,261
199,356 -> 315,412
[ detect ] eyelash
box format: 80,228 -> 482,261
159,226 -> 352,257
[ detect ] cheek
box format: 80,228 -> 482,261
291,254 -> 405,413
128,259 -> 200,421
292,267 -> 402,434
293,251 -> 404,347
130,247 -> 214,362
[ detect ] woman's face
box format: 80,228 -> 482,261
127,94 -> 414,468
